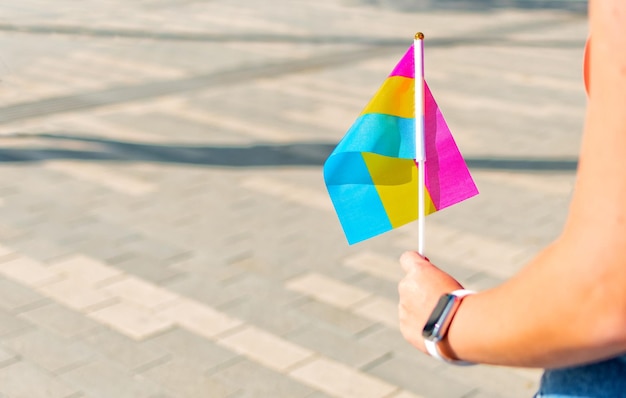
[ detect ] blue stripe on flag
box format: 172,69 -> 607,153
333,113 -> 415,159
324,152 -> 392,244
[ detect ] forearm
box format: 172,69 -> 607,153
437,0 -> 626,369
442,234 -> 626,368
399,0 -> 626,369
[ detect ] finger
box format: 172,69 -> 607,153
400,251 -> 429,273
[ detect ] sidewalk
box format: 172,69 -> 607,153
0,1 -> 587,397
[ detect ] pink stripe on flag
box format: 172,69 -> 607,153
423,84 -> 478,210
389,45 -> 415,79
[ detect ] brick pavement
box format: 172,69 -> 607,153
0,1 -> 587,397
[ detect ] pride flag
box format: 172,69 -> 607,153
323,44 -> 478,244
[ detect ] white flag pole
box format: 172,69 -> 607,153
414,32 -> 426,255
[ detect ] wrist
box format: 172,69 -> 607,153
438,334 -> 461,362
438,292 -> 476,362
422,289 -> 476,365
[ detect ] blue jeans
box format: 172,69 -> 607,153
535,355 -> 626,397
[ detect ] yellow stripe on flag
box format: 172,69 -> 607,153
360,76 -> 414,118
363,153 -> 436,228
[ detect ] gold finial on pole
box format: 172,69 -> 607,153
415,32 -> 424,40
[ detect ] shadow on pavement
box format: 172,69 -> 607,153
358,0 -> 587,12
0,132 -> 578,172
0,24 -> 585,47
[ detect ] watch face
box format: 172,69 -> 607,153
422,294 -> 456,340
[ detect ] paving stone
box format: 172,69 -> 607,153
45,161 -> 156,196
48,254 -> 124,286
35,223 -> 93,248
51,217 -> 137,246
146,395 -> 176,398
295,300 -> 378,336
145,328 -> 240,373
169,254 -> 245,282
69,239 -> 135,264
39,279 -> 115,312
221,273 -> 305,306
88,301 -> 174,340
0,307 -> 33,338
462,389 -> 506,398
60,359 -> 167,398
100,275 -> 179,310
141,359 -> 236,398
440,364 -> 540,398
2,238 -> 73,262
349,275 -> 400,302
162,275 -> 248,308
0,361 -> 80,398
103,112 -> 233,143
0,256 -> 59,287
211,359 -> 318,398
0,277 -> 49,313
352,296 -> 399,330
286,272 -> 372,310
2,328 -> 95,374
229,255 -> 307,282
111,255 -> 184,284
463,271 -> 507,291
367,354 -> 474,398
79,328 -> 170,373
217,325 -> 314,372
0,223 -> 26,242
0,346 -> 18,368
221,275 -> 309,335
302,392 -> 335,398
19,303 -> 102,339
157,297 -> 242,339
119,237 -> 189,264
0,208 -> 45,230
343,251 -> 405,283
290,357 -> 398,398
141,329 -> 241,398
286,323 -> 391,369
356,328 -> 440,371
221,294 -> 310,337
0,244 -> 15,259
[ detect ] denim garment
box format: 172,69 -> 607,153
535,355 -> 626,398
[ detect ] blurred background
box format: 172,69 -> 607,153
0,1 -> 587,397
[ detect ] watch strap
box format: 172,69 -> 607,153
424,289 -> 476,366
424,337 -> 475,366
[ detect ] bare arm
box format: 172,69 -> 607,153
399,0 -> 626,368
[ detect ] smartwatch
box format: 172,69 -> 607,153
422,289 -> 475,366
